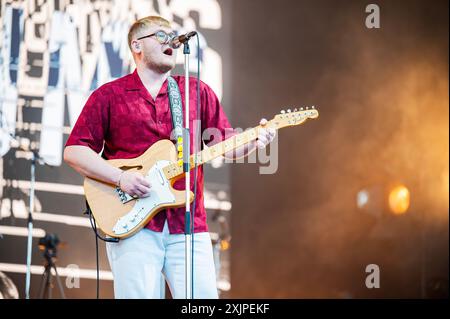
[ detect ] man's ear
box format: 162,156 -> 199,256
131,41 -> 141,53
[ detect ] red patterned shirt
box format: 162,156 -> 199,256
66,70 -> 232,234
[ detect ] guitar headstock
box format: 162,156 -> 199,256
270,106 -> 319,129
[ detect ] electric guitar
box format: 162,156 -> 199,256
84,107 -> 319,239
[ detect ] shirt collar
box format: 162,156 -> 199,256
125,69 -> 169,96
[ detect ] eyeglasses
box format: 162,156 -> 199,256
136,30 -> 177,45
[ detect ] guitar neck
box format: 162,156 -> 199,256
163,124 -> 268,180
162,107 -> 319,180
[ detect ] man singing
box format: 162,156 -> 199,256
64,16 -> 275,298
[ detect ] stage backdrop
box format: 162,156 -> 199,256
0,0 -> 233,298
229,0 -> 448,298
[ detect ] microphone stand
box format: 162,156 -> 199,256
25,150 -> 49,299
2,127 -> 50,299
182,41 -> 193,299
1,113 -> 55,299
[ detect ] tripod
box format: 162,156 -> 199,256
38,244 -> 66,299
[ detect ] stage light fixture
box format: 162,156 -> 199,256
388,184 -> 410,215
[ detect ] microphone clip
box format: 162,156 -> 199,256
170,31 -> 197,49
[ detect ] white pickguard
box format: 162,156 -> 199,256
112,160 -> 175,236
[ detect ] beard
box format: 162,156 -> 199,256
142,51 -> 175,74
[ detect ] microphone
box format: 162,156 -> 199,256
169,31 -> 197,49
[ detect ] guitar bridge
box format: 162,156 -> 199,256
115,187 -> 135,204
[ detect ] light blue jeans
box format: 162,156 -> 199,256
106,220 -> 218,299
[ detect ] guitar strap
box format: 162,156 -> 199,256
167,76 -> 184,166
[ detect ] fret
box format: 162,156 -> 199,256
224,140 -> 232,152
199,150 -> 209,164
193,153 -> 201,166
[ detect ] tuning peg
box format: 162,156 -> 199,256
287,109 -> 291,113
306,106 -> 309,110
311,105 -> 315,109
280,110 -> 285,114
300,107 -> 304,111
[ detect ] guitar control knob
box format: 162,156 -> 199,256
281,110 -> 285,114
287,109 -> 291,113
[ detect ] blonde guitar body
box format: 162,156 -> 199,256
84,139 -> 193,239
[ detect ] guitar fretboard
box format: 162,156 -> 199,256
162,107 -> 319,179
163,125 -> 266,179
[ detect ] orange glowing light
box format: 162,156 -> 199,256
220,240 -> 230,251
388,185 -> 410,215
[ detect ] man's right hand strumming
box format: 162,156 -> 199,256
63,145 -> 152,198
117,171 -> 152,198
